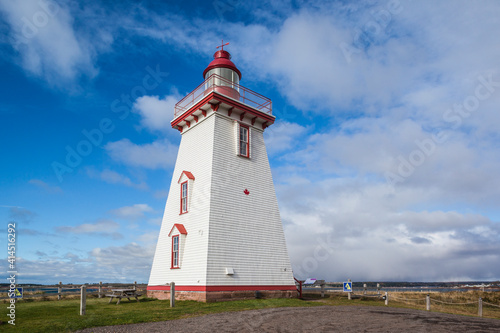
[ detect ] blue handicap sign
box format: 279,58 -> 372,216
10,287 -> 23,298
343,282 -> 352,292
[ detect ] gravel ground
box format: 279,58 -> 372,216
76,305 -> 500,333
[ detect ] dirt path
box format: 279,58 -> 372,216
77,305 -> 500,332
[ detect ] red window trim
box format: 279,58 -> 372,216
180,181 -> 188,214
239,124 -> 250,158
171,234 -> 180,269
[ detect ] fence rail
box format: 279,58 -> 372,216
0,281 -> 147,300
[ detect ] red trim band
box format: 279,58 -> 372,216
147,285 -> 297,292
171,92 -> 275,128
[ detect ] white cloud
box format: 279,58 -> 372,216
264,121 -> 309,155
105,138 -> 178,169
8,207 -> 37,224
110,204 -> 154,220
86,168 -> 148,190
28,179 -> 63,193
4,241 -> 154,284
56,219 -> 122,239
0,0 -> 111,87
280,179 -> 500,281
133,94 -> 182,133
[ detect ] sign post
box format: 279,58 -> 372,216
343,279 -> 352,300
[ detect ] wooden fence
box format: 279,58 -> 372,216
0,282 -> 147,300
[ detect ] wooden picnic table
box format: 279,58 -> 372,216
105,288 -> 142,304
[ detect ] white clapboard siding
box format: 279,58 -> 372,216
149,108 -> 294,289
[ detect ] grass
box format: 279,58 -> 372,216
1,291 -> 498,332
385,290 -> 500,319
0,296 -> 323,332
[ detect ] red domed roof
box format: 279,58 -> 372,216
203,50 -> 242,79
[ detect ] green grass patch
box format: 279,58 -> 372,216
0,297 -> 323,332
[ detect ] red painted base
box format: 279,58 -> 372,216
147,285 -> 298,302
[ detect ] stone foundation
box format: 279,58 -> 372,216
147,289 -> 298,303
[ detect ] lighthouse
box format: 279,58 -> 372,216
147,42 -> 297,302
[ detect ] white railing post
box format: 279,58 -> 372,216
134,281 -> 137,290
98,281 -> 102,298
478,297 -> 483,317
170,282 -> 175,307
426,294 -> 430,311
377,283 -> 380,295
363,283 -> 367,295
385,292 -> 388,305
80,285 -> 86,315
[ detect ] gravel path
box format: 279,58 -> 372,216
77,305 -> 500,332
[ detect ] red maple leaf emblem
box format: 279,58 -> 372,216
243,189 -> 250,195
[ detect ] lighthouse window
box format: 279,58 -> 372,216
180,181 -> 188,214
171,235 -> 179,268
239,125 -> 249,157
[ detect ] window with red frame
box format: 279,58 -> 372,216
180,181 -> 188,214
171,235 -> 179,268
239,125 -> 249,157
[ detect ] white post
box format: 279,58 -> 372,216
58,281 -> 62,300
80,285 -> 86,315
363,283 -> 367,295
426,294 -> 430,311
377,283 -> 380,295
321,283 -> 325,298
478,297 -> 483,317
385,292 -> 388,306
348,279 -> 352,300
170,282 -> 175,307
134,281 -> 137,290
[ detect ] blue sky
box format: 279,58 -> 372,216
1,0 -> 500,284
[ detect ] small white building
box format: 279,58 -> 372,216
147,44 -> 296,302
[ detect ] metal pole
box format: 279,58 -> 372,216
170,282 -> 175,307
80,285 -> 86,315
348,279 -> 352,300
478,298 -> 483,317
426,294 -> 430,311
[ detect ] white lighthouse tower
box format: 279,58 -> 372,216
147,42 -> 296,302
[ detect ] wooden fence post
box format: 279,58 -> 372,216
426,294 -> 430,311
348,279 -> 352,300
320,283 -> 325,298
134,281 -> 137,290
478,297 -> 483,317
384,292 -> 388,305
58,282 -> 62,300
170,282 -> 175,307
363,283 -> 367,295
80,285 -> 86,316
377,283 -> 380,295
98,281 -> 103,298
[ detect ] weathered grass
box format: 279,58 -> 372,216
0,297 -> 323,332
384,290 -> 500,319
1,291 -> 498,332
